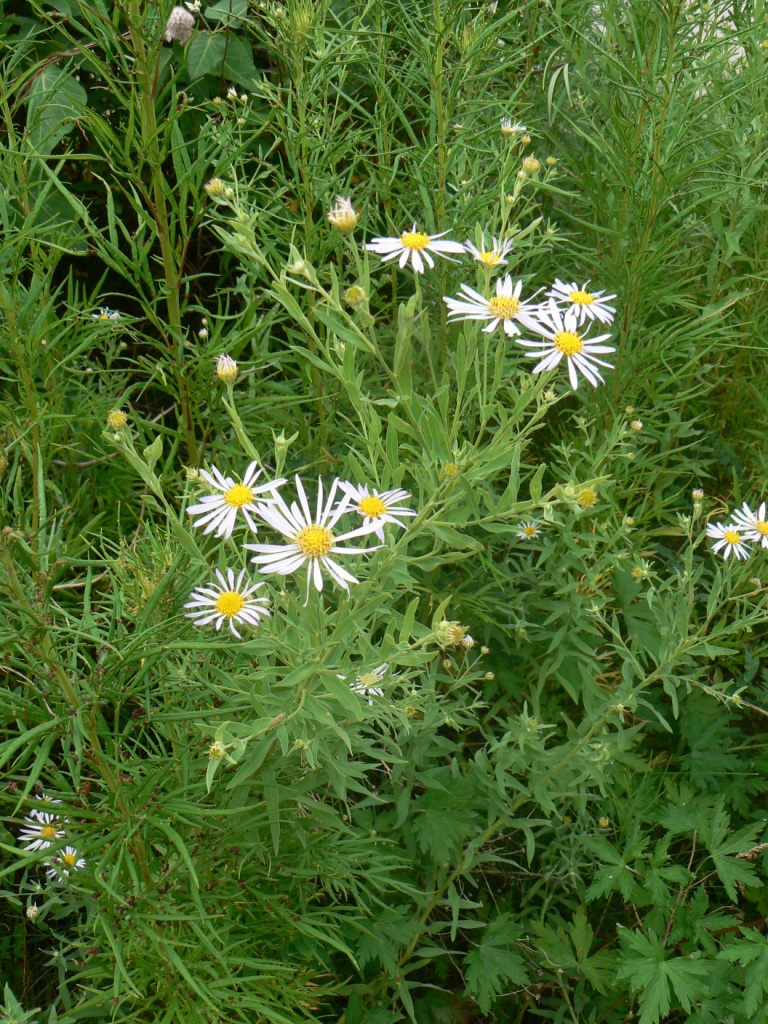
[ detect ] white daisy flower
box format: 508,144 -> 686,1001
464,235 -> 513,269
327,196 -> 360,233
186,461 -> 286,538
730,502 -> 768,548
184,568 -> 270,639
706,522 -> 751,560
517,521 -> 541,540
31,793 -> 62,817
366,225 -> 465,274
547,279 -> 617,326
18,812 -> 66,852
338,483 -> 416,541
351,664 -> 388,703
516,298 -> 615,390
443,275 -> 542,337
91,308 -> 120,321
245,476 -> 381,603
501,119 -> 526,136
46,846 -> 86,881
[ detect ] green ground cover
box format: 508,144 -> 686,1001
2,1 -> 768,1022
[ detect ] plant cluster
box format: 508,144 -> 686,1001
2,2 -> 768,1024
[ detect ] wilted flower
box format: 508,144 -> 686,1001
165,5 -> 196,44
26,905 -> 40,920
521,156 -> 541,174
327,196 -> 360,233
106,409 -> 128,430
501,119 -> 526,135
692,488 -> 705,501
630,420 -> 643,432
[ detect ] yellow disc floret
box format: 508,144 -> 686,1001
724,529 -> 741,546
63,852 -> 76,867
224,484 -> 254,508
400,230 -> 430,251
488,295 -> 521,319
569,290 -> 595,306
358,496 -> 387,518
295,524 -> 334,558
479,251 -> 500,265
756,521 -> 768,536
40,825 -> 57,839
215,591 -> 246,617
554,330 -> 584,356
522,526 -> 537,538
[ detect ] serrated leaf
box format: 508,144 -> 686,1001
464,915 -> 529,1013
617,930 -> 710,1024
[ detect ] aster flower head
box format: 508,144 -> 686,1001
443,275 -> 542,338
464,234 -> 514,269
338,483 -> 416,541
351,663 -> 389,703
547,279 -> 617,326
18,812 -> 66,852
517,521 -> 541,541
46,846 -> 86,881
327,196 -> 360,233
186,461 -> 286,538
31,793 -> 62,816
515,298 -> 615,390
706,521 -> 751,561
366,225 -> 464,274
501,119 -> 526,136
731,502 -> 768,549
91,308 -> 120,321
185,567 -> 271,639
245,476 -> 381,603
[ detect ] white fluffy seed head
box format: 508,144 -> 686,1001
165,6 -> 196,44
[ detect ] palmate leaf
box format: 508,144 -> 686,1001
463,914 -> 530,1013
704,799 -> 762,900
617,930 -> 711,1024
718,928 -> 768,1017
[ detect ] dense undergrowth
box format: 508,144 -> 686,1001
2,1 -> 768,1023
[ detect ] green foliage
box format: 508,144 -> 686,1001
2,1 -> 768,1023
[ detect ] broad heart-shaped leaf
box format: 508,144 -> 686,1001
187,31 -> 257,83
26,67 -> 87,154
617,929 -> 710,1024
464,914 -> 529,1013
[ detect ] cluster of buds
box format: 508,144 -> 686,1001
435,620 -> 475,649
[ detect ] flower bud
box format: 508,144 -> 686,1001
216,354 -> 238,384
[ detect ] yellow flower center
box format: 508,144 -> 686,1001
487,295 -> 521,319
569,290 -> 594,305
224,484 -> 254,508
522,526 -> 537,537
554,330 -> 584,356
724,530 -> 741,545
357,672 -> 380,690
295,524 -> 334,558
479,251 -> 500,265
107,410 -> 127,430
358,496 -> 387,518
40,825 -> 57,838
756,521 -> 768,536
215,591 -> 245,617
400,230 -> 430,251
99,313 -> 111,321
63,852 -> 76,867
598,817 -> 610,828
577,488 -> 598,508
